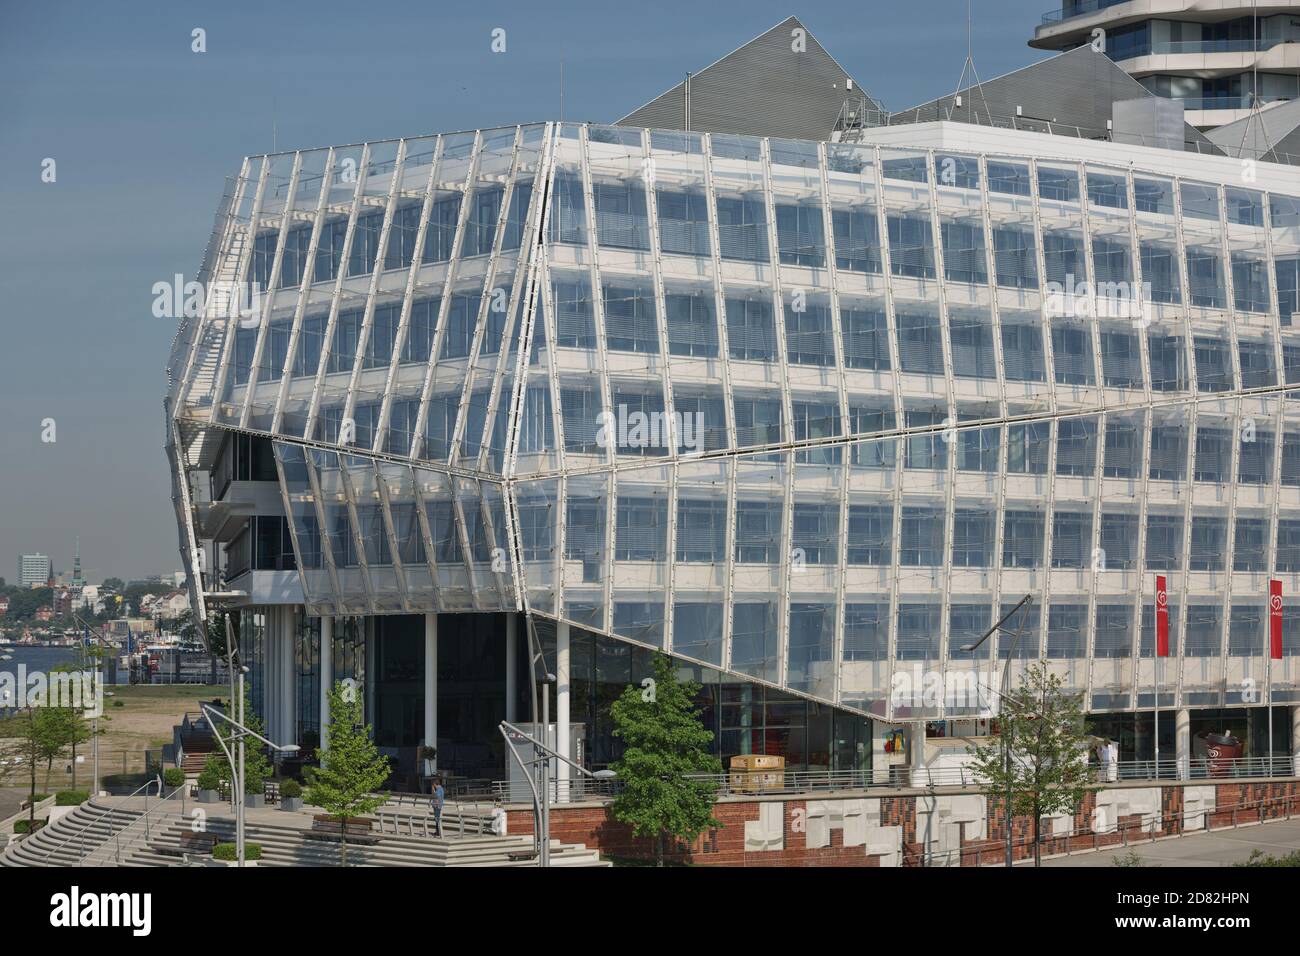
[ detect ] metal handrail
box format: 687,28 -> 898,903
41,777 -> 163,866
922,788 -> 1300,867
466,755 -> 1298,803
82,780 -> 190,867
859,105 -> 1300,168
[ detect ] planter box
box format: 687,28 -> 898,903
196,789 -> 220,804
280,797 -> 303,812
245,794 -> 266,809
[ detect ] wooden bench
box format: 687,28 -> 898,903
305,816 -> 380,846
152,832 -> 218,857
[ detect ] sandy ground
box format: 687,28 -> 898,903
0,684 -> 225,792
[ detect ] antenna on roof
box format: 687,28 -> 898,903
560,59 -> 565,124
947,0 -> 991,127
685,72 -> 692,131
1235,0 -> 1275,161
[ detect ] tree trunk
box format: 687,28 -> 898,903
656,832 -> 664,868
340,815 -> 348,867
28,749 -> 36,828
70,741 -> 77,789
1032,800 -> 1041,868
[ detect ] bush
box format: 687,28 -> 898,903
163,768 -> 186,788
14,819 -> 45,834
55,790 -> 90,807
196,766 -> 221,791
279,779 -> 302,799
1236,848 -> 1300,867
111,700 -> 124,708
212,842 -> 261,861
301,766 -> 318,787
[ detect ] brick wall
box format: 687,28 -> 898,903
509,779 -> 1300,866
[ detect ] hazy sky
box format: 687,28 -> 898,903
0,0 -> 1049,582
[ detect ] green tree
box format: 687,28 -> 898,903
48,663 -> 100,789
306,682 -> 390,866
1,708 -> 69,827
608,654 -> 722,866
968,662 -> 1091,866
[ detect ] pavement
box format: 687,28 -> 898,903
1042,817 -> 1300,866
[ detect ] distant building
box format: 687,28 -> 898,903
52,588 -> 75,617
0,597 -> 8,617
19,553 -> 51,589
1031,1 -> 1300,130
34,607 -> 53,623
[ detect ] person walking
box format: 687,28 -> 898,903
432,777 -> 445,837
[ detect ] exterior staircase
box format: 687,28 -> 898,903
2,796 -> 190,868
3,797 -> 609,868
142,817 -> 609,867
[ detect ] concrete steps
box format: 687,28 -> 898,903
146,817 -> 608,867
2,799 -> 610,868
1,803 -> 143,867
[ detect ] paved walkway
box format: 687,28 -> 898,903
1042,817 -> 1300,866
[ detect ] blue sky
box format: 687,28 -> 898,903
0,0 -> 1050,581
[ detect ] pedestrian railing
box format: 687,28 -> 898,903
920,789 -> 1300,867
82,783 -> 189,867
42,778 -> 163,866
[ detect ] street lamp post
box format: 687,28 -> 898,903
74,615 -> 103,798
500,719 -> 617,868
202,670 -> 298,868
960,594 -> 1033,868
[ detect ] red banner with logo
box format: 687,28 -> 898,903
1270,579 -> 1283,661
1155,575 -> 1169,657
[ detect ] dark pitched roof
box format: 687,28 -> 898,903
616,15 -> 881,141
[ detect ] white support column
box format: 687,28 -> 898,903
319,616 -> 333,751
910,723 -> 928,787
505,614 -> 518,724
1291,706 -> 1300,777
284,608 -> 296,752
556,621 -> 571,801
424,613 -> 437,773
1176,708 -> 1191,780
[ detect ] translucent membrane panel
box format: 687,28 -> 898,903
788,602 -> 834,698
1274,195 -> 1300,327
273,442 -> 333,612
561,472 -> 610,629
514,477 -> 559,616
311,449 -> 369,614
413,465 -> 473,610
378,461 -> 432,606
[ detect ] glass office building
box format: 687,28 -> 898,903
165,109 -> 1300,779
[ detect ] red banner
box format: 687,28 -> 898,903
1270,579 -> 1283,661
1155,575 -> 1169,657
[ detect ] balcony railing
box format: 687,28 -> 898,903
1041,0 -> 1128,26
1132,38 -> 1286,57
473,756 -> 1299,803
